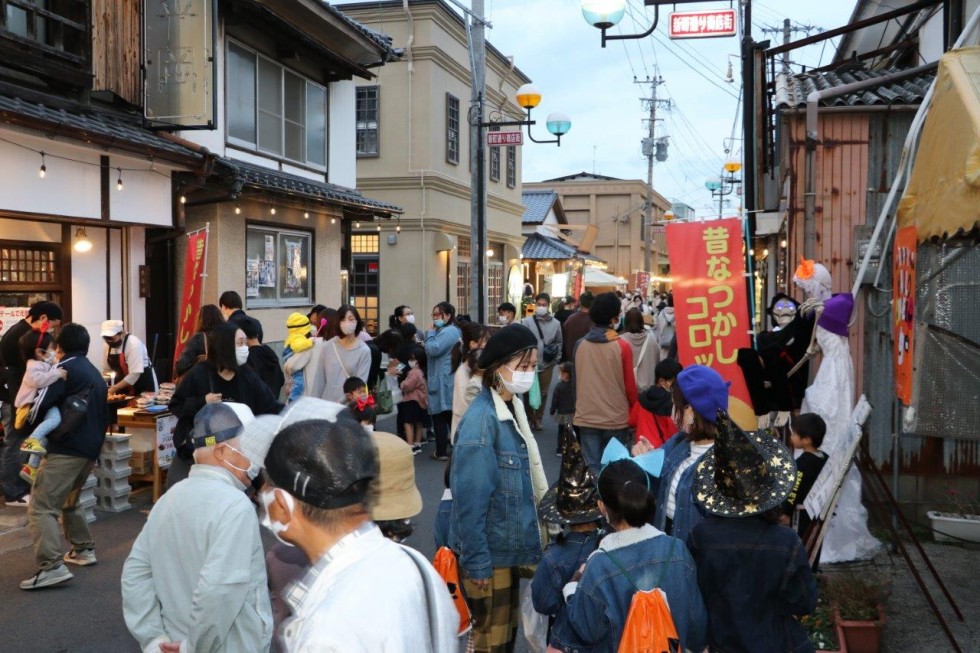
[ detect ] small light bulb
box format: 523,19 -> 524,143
355,221 -> 361,229
396,224 -> 401,233
330,217 -> 336,225
235,204 -> 241,215
749,248 -> 755,256
39,164 -> 46,178
270,207 -> 276,215
780,239 -> 788,248
179,194 -> 186,204
116,168 -> 123,191
376,224 -> 381,232
763,248 -> 770,257
304,212 -> 310,219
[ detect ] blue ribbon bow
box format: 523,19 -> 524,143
600,438 -> 665,479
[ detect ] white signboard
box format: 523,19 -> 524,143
156,413 -> 178,470
487,131 -> 523,147
668,9 -> 737,39
0,306 -> 29,337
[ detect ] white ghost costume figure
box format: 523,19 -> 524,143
793,259 -> 880,564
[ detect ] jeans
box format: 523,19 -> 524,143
28,453 -> 96,569
577,427 -> 633,475
431,410 -> 452,457
1,402 -> 30,500
24,406 -> 61,471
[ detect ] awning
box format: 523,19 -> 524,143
897,48 -> 980,241
521,232 -> 603,263
583,267 -> 627,287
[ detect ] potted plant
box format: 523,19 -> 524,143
927,482 -> 980,543
801,597 -> 846,653
826,573 -> 887,653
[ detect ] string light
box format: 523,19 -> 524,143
235,203 -> 241,215
376,224 -> 381,232
304,211 -> 310,219
179,194 -> 186,204
355,220 -> 360,228
396,222 -> 401,233
38,152 -> 46,178
780,239 -> 787,249
270,206 -> 276,215
116,168 -> 123,191
763,248 -> 769,257
330,217 -> 336,225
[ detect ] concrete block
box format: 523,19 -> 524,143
81,473 -> 97,491
95,477 -> 131,495
95,493 -> 132,513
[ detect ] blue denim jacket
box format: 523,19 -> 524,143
531,530 -> 602,650
425,324 -> 461,413
434,492 -> 452,550
688,515 -> 817,653
563,525 -> 708,653
653,432 -> 709,543
449,387 -> 543,578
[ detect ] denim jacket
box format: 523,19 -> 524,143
653,432 -> 709,543
563,524 -> 708,653
531,530 -> 602,650
687,515 -> 817,653
449,387 -> 545,578
425,324 -> 461,413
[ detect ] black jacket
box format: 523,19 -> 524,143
246,344 -> 285,400
0,318 -> 32,403
227,309 -> 263,343
36,351 -> 109,460
638,384 -> 673,416
174,331 -> 207,378
549,379 -> 576,416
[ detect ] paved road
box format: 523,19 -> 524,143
0,395 -> 564,652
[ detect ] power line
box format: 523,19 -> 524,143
650,33 -> 740,99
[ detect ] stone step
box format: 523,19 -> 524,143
0,506 -> 31,555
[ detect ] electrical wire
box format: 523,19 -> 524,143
650,33 -> 740,99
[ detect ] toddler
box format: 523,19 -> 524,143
397,348 -> 428,453
343,376 -> 369,404
784,413 -> 829,535
15,329 -> 67,484
549,361 -> 576,455
282,312 -> 314,402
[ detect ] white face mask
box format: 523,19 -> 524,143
259,488 -> 295,547
341,321 -> 357,336
224,444 -> 260,481
498,314 -> 509,325
362,423 -> 374,433
42,349 -> 57,364
500,366 -> 535,395
405,314 -> 416,324
235,345 -> 249,366
534,306 -> 548,317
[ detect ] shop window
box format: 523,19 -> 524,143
0,242 -> 64,326
356,86 -> 380,156
446,93 -> 460,164
245,225 -> 313,308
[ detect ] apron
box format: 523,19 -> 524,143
107,334 -> 156,395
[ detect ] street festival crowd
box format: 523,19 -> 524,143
0,283 -> 835,653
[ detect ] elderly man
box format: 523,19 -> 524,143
251,397 -> 457,652
121,402 -> 272,653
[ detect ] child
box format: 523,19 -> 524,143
242,317 -> 284,400
549,361 -> 576,456
784,413 -> 829,535
282,312 -> 314,402
629,358 -> 683,449
15,329 -> 67,484
397,347 -> 428,454
564,456 -> 708,653
531,430 -> 603,652
343,376 -> 370,405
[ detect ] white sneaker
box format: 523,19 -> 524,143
64,549 -> 97,566
20,565 -> 73,590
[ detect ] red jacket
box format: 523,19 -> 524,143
629,402 -> 677,448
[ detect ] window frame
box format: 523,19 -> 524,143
488,125 -> 500,182
225,39 -> 329,171
245,223 -> 315,309
506,145 -> 517,188
446,93 -> 460,165
355,85 -> 380,158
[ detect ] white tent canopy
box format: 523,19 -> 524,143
583,267 -> 628,287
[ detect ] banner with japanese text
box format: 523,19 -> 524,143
666,219 -> 755,429
173,227 -> 209,370
893,225 -> 916,405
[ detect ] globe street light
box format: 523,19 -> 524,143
580,0 -> 626,29
482,84 -> 571,146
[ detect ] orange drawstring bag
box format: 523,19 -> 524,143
432,546 -> 472,635
605,539 -> 682,653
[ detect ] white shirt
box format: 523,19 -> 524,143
121,465 -> 272,653
282,523 -> 458,653
666,442 -> 713,519
103,333 -> 154,388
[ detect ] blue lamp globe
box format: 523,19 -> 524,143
581,0 -> 626,30
546,112 -> 572,136
704,177 -> 722,192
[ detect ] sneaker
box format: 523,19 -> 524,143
64,549 -> 97,567
426,430 -> 436,443
430,453 -> 449,461
19,438 -> 47,455
8,492 -> 30,506
20,565 -> 73,590
19,465 -> 37,485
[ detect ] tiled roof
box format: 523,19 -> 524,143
216,157 -> 402,214
522,232 -> 601,263
774,65 -> 935,109
522,189 -> 558,224
0,93 -> 204,164
320,2 -> 397,57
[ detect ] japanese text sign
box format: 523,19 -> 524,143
173,228 -> 209,369
668,9 -> 737,39
487,131 -> 523,147
666,219 -> 754,428
893,226 -> 916,405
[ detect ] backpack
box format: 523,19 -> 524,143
432,546 -> 472,635
605,539 -> 681,653
658,313 -> 675,348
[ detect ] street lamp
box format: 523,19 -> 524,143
581,0 -> 660,48
705,170 -> 740,218
488,84 -> 571,146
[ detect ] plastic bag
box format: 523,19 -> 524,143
432,546 -> 472,635
521,582 -> 549,653
374,377 -> 393,414
528,370 -> 541,411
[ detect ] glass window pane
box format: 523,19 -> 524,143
6,7 -> 28,37
258,58 -> 282,154
284,72 -> 304,123
227,44 -> 256,143
307,84 -> 327,165
285,123 -> 304,162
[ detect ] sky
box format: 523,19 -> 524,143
336,0 -> 859,215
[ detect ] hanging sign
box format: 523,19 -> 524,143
893,225 -> 916,405
173,227 -> 209,369
487,131 -> 523,147
666,218 -> 754,429
668,9 -> 738,39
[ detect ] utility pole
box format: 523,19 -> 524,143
636,75 -> 668,288
468,0 -> 488,323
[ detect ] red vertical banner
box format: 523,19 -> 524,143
893,226 -> 916,405
666,219 -> 755,429
173,228 -> 209,370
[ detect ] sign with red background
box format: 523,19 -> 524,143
173,228 -> 209,370
666,219 -> 754,429
893,225 -> 916,405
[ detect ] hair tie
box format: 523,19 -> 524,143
356,395 -> 376,411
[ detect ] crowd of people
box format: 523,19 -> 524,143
0,288 -> 833,652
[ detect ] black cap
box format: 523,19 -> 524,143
477,323 -> 538,368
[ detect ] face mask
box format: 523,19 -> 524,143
409,360 -> 418,369
362,423 -> 374,433
534,306 -> 548,317
341,321 -> 357,336
497,315 -> 509,325
500,366 -> 535,395
405,314 -> 416,324
235,345 -> 249,366
682,406 -> 695,431
42,350 -> 57,364
434,319 -> 445,329
224,444 -> 260,481
259,488 -> 295,546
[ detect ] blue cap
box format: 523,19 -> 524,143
676,365 -> 730,424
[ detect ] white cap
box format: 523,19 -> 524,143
101,320 -> 124,337
239,397 -> 346,469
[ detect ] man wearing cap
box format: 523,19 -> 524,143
253,397 -> 457,652
121,402 -> 272,652
101,320 -> 157,396
0,300 -> 63,504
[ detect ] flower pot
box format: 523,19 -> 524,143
836,607 -> 885,653
927,510 -> 980,543
815,622 -> 849,653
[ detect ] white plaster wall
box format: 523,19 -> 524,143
0,218 -> 60,241
108,162 -> 174,226
329,79 -> 356,188
71,226 -> 111,370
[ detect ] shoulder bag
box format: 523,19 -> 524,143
47,384 -> 94,444
532,319 -> 561,365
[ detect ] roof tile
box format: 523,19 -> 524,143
774,64 -> 934,109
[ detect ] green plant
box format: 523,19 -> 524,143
825,573 -> 887,621
801,599 -> 840,651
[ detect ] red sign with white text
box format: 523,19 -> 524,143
893,226 -> 916,405
666,219 -> 754,429
173,228 -> 208,371
668,10 -> 737,39
487,131 -> 523,147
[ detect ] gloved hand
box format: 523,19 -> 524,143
757,413 -> 773,430
774,411 -> 791,428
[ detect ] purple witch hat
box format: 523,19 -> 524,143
818,293 -> 854,337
